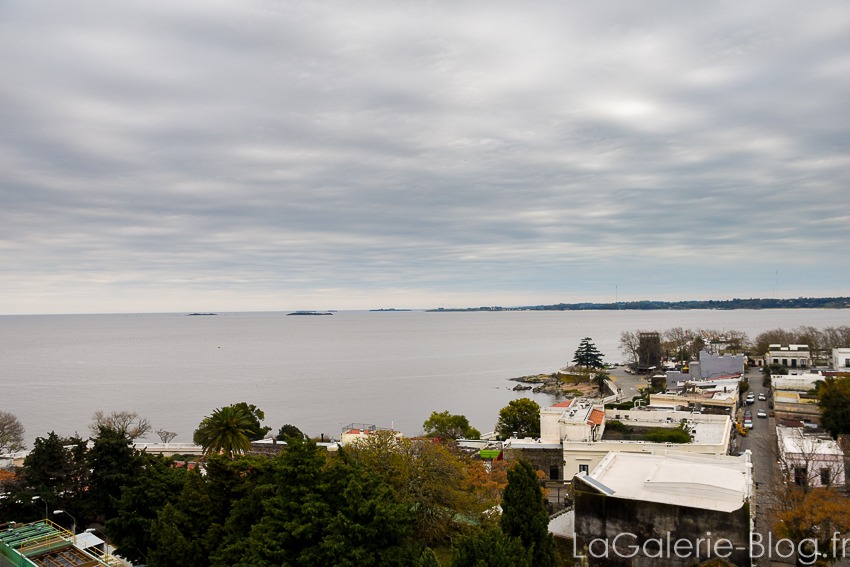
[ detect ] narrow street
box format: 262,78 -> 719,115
735,382 -> 791,566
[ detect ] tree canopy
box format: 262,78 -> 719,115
344,431 -> 474,545
572,337 -> 604,369
276,423 -> 305,441
232,402 -> 272,441
422,411 -> 480,440
194,406 -> 254,457
818,376 -> 850,438
500,460 -> 559,567
495,399 -> 540,439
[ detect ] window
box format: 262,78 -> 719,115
783,359 -> 788,366
579,464 -> 589,474
550,466 -> 559,480
773,358 -> 779,364
820,468 -> 830,486
791,359 -> 797,368
845,358 -> 850,368
794,466 -> 807,487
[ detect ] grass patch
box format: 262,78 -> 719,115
602,421 -> 691,443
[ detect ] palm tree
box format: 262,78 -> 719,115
193,405 -> 253,458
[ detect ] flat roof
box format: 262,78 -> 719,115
588,452 -> 751,512
777,427 -> 843,456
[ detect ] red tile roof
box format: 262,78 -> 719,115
587,409 -> 605,426
551,401 -> 574,408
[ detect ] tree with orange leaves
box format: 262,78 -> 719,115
465,459 -> 508,511
774,488 -> 850,566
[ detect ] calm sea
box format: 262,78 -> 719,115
1,309 -> 847,447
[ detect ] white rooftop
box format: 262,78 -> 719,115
585,452 -> 752,512
777,426 -> 843,457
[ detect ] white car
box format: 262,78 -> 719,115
757,409 -> 767,418
758,393 -> 766,401
744,419 -> 754,429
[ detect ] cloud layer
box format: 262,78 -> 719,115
2,1 -> 848,313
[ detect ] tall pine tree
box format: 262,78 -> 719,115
572,337 -> 604,369
500,460 -> 559,567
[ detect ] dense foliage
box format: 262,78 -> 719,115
276,423 -> 306,441
495,398 -> 541,439
422,411 -> 481,440
572,337 -> 604,369
500,460 -> 559,567
818,376 -> 850,438
193,405 -> 255,457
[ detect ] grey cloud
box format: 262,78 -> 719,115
1,0 -> 848,312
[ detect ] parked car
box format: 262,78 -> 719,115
744,418 -> 754,429
757,409 -> 767,418
744,410 -> 752,418
746,394 -> 755,405
758,392 -> 766,401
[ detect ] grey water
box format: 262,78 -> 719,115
1,309 -> 847,447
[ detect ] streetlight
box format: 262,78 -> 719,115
32,496 -> 47,520
85,528 -> 112,560
53,509 -> 76,535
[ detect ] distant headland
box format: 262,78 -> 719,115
187,313 -> 217,316
370,308 -> 412,312
427,296 -> 850,312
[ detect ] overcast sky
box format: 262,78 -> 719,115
1,1 -> 848,314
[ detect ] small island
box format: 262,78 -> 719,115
286,311 -> 333,316
187,313 -> 217,316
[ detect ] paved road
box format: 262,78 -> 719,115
605,366 -> 648,400
736,386 -> 794,566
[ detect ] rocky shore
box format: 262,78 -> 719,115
508,372 -> 603,397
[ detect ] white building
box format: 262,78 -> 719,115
540,398 -> 606,444
561,409 -> 732,479
583,451 -> 753,513
573,451 -> 754,566
832,347 -> 850,371
772,372 -> 825,392
766,344 -> 811,370
777,426 -> 845,488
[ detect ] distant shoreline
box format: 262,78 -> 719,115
426,296 -> 850,312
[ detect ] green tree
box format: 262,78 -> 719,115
148,465 -> 230,567
422,411 -> 481,440
420,548 -> 441,567
451,527 -> 531,567
345,431 -> 474,545
234,439 -> 417,567
106,454 -> 190,565
500,461 -> 559,567
818,376 -> 850,438
232,402 -> 272,441
276,423 -> 306,441
495,399 -> 540,439
766,362 -> 789,375
0,432 -> 88,525
87,426 -> 145,520
591,371 -> 608,393
572,337 -> 604,369
194,406 -> 253,458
